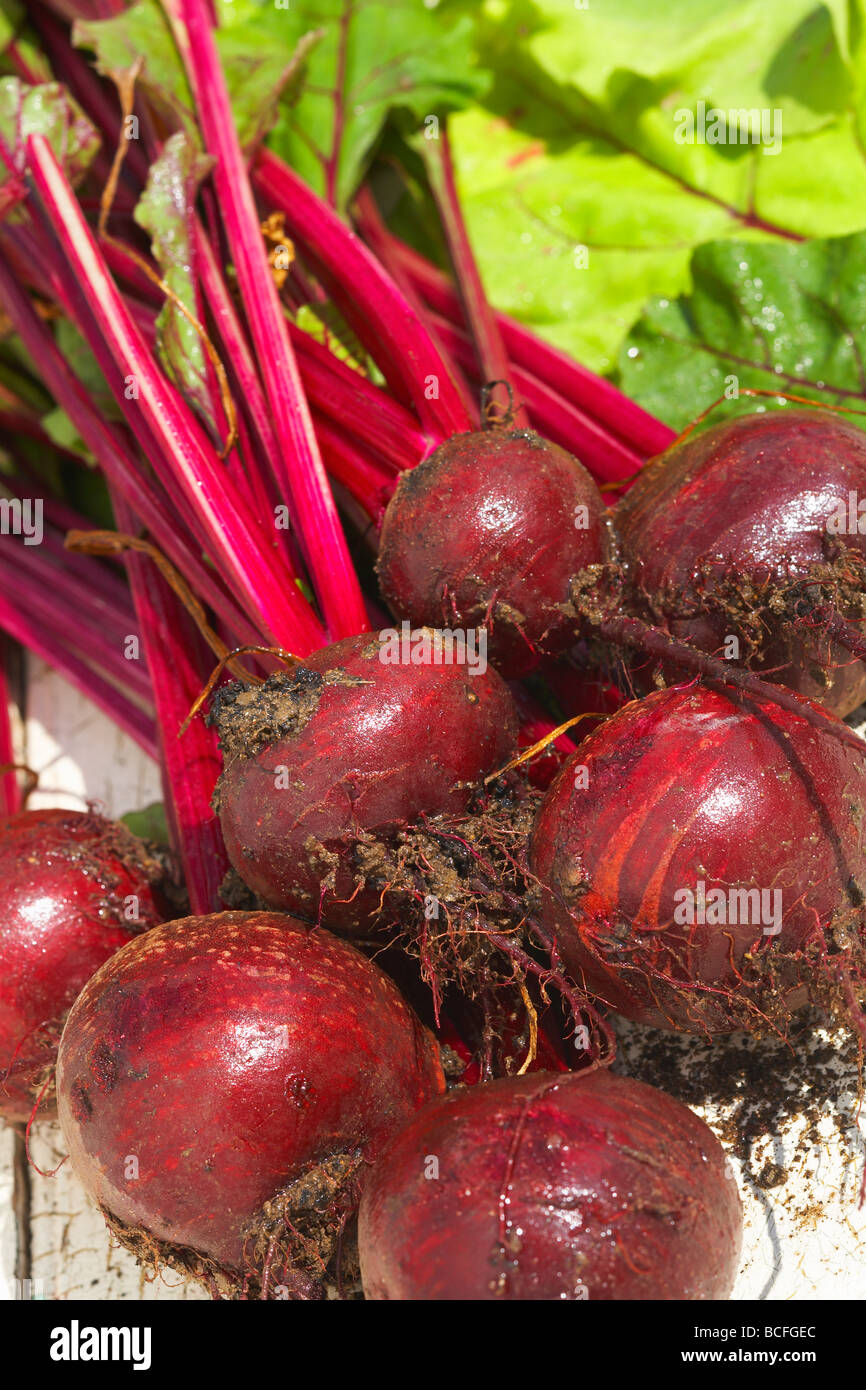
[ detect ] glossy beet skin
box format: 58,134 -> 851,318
616,410 -> 866,716
0,810 -> 165,1122
377,429 -> 609,677
212,630 -> 518,929
359,1070 -> 742,1300
57,911 -> 445,1282
530,685 -> 866,1034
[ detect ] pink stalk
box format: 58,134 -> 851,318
25,136 -> 324,650
112,489 -> 229,913
421,126 -> 529,429
0,547 -> 149,690
316,420 -> 398,527
0,250 -> 258,645
193,220 -> 311,576
0,641 -> 20,816
124,176 -> 451,476
186,232 -> 311,583
170,0 -> 367,640
288,324 -> 426,472
352,185 -> 475,424
0,594 -> 157,757
371,229 -> 677,458
429,312 -> 644,483
255,149 -> 475,438
199,240 -> 424,476
0,555 -> 153,706
193,222 -> 280,464
199,239 -> 412,512
26,204 -> 247,564
7,220 -> 212,561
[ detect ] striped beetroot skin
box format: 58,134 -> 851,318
530,684 -> 866,1033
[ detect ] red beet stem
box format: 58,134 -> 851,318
170,0 -> 367,642
352,185 -> 475,424
112,489 -> 229,912
374,226 -> 676,458
254,149 -> 474,440
600,614 -> 866,755
26,136 -> 321,650
420,126 -> 529,430
0,249 -> 256,647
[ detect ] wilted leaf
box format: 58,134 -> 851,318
134,132 -> 215,425
0,77 -> 99,197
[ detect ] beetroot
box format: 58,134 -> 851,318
615,410 -> 866,717
530,684 -> 866,1034
358,1070 -> 742,1300
0,809 -> 166,1123
211,630 -> 518,929
57,910 -> 445,1297
377,428 -> 609,677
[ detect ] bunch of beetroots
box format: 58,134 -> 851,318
209,630 -> 866,1048
207,406 -> 866,1042
21,683 -> 752,1302
378,409 -> 866,717
9,3 -> 862,1304
53,907 -> 743,1299
30,408 -> 866,1301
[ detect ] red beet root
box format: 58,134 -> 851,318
0,809 -> 166,1123
530,684 -> 866,1034
615,410 -> 866,717
57,910 -> 445,1296
211,631 -> 518,929
358,1069 -> 742,1300
377,429 -> 609,677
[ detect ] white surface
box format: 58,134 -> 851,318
615,1018 -> 866,1299
1,658 -> 864,1300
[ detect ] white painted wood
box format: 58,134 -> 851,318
615,1019 -> 866,1300
0,1130 -> 17,1300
